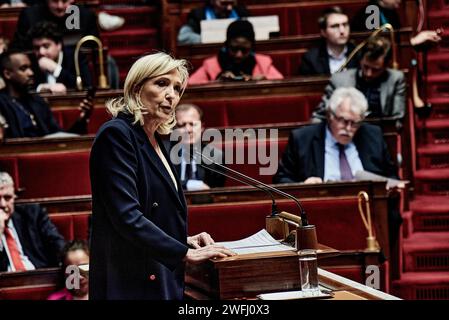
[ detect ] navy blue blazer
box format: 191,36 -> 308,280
89,113 -> 189,300
273,122 -> 398,183
0,204 -> 66,272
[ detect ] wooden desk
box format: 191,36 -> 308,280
185,249 -> 397,300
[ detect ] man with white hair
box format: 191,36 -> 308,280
274,87 -> 398,184
0,172 -> 65,272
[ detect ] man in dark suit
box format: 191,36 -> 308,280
311,36 -> 405,122
11,0 -> 99,50
299,6 -> 359,76
0,172 -> 66,272
0,50 -> 92,138
274,87 -> 397,184
28,21 -> 92,94
177,0 -> 249,45
170,103 -> 226,190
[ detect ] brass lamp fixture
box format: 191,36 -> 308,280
337,23 -> 399,73
357,191 -> 379,252
74,35 -> 109,90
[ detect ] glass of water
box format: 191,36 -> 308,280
299,249 -> 319,295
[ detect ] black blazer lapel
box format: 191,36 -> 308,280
134,125 -> 186,211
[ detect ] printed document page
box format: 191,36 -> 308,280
216,229 -> 295,255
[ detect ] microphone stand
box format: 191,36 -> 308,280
194,151 -> 309,226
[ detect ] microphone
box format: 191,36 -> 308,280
193,150 -> 309,226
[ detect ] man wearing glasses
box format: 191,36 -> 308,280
311,36 -> 405,123
274,87 -> 398,184
299,6 -> 360,76
0,172 -> 65,272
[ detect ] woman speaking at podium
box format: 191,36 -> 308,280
89,52 -> 234,300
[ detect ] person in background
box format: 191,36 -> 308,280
0,114 -> 7,144
28,21 -> 92,94
311,36 -> 405,122
299,6 -> 359,76
0,171 -> 66,272
189,19 -> 283,84
170,103 -> 225,191
177,0 -> 249,45
0,50 -> 93,138
0,0 -> 37,8
47,240 -> 89,300
351,0 -> 442,50
0,36 -> 9,90
274,87 -> 398,184
12,0 -> 99,50
89,52 -> 234,300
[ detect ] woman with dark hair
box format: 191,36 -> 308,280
47,240 -> 90,300
189,19 -> 284,84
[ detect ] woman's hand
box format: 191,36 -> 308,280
187,232 -> 214,249
184,245 -> 236,264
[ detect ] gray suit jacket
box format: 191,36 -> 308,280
312,68 -> 406,121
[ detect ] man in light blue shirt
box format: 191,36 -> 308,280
274,87 -> 398,184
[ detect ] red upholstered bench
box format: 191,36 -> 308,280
0,284 -> 58,300
49,212 -> 91,241
226,96 -> 310,125
216,138 -> 288,187
188,197 -> 370,251
6,151 -> 91,199
52,107 -> 112,134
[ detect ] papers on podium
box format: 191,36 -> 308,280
216,229 -> 295,255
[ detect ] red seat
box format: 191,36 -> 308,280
50,212 -> 90,241
0,284 -> 58,300
219,138 -> 288,187
16,151 -> 91,198
226,96 -> 309,125
188,197 -> 371,251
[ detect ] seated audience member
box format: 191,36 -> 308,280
0,36 -> 9,90
351,0 -> 441,50
28,21 -> 92,94
0,0 -> 35,7
0,113 -> 7,143
189,20 -> 283,85
311,36 -> 405,122
299,6 -> 359,76
274,87 -> 397,184
177,0 -> 249,45
0,172 -> 66,272
12,0 -> 99,50
169,103 -> 225,190
0,50 -> 93,139
48,240 -> 89,300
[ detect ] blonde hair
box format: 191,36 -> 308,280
106,52 -> 189,135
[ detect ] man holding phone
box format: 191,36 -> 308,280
0,50 -> 94,139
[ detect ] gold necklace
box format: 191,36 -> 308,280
11,98 -> 37,127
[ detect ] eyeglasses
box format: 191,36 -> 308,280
330,110 -> 363,128
228,45 -> 251,55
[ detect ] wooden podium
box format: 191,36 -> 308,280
185,245 -> 339,300
185,247 -> 398,300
